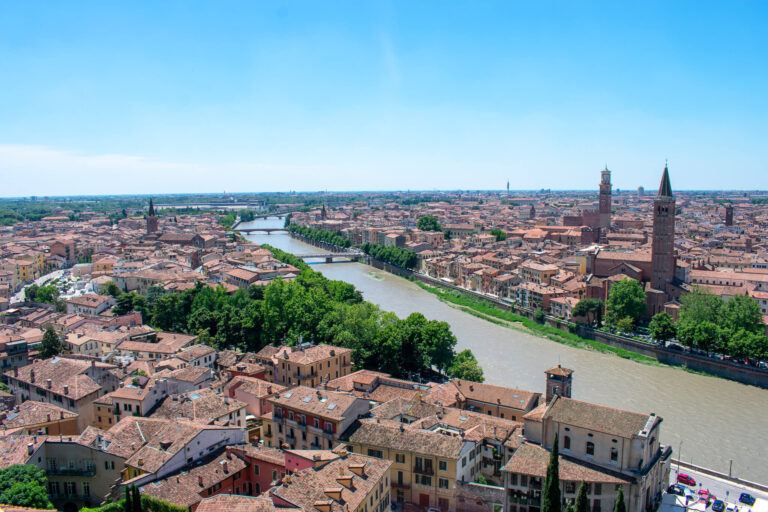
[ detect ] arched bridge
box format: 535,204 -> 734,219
296,252 -> 363,263
236,228 -> 288,234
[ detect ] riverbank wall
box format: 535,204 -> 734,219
286,233 -> 768,389
673,459 -> 768,494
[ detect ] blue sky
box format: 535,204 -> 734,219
1,1 -> 767,196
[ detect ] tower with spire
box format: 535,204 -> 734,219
146,198 -> 159,235
650,162 -> 676,294
598,165 -> 612,239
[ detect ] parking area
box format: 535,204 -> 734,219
661,467 -> 768,512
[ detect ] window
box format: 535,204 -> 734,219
510,474 -> 518,486
367,449 -> 383,458
594,483 -> 602,495
439,478 -> 449,489
563,436 -> 571,450
395,453 -> 405,464
416,474 -> 432,486
83,482 -> 91,497
610,447 -> 618,462
462,457 -> 467,468
64,481 -> 77,496
586,442 -> 595,456
439,460 -> 448,472
565,482 -> 576,494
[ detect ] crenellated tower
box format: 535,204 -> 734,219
598,166 -> 612,240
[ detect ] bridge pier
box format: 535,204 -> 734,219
326,257 -> 333,263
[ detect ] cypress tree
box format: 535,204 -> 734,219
132,486 -> 142,512
614,486 -> 626,512
123,486 -> 132,512
542,433 -> 561,512
576,482 -> 589,512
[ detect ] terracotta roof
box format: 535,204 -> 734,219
269,386 -> 364,421
453,379 -> 540,411
544,396 -> 656,439
196,495 -> 279,512
271,453 -> 391,512
502,442 -> 630,484
1,401 -> 77,430
349,421 -> 465,459
142,451 -> 248,507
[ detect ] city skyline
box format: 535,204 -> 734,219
2,1 -> 768,195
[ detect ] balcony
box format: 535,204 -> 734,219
413,465 -> 434,476
48,467 -> 96,477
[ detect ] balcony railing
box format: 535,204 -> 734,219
48,467 -> 97,477
413,465 -> 434,476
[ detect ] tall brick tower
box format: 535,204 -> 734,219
146,198 -> 159,235
598,165 -> 612,240
651,162 -> 676,292
725,204 -> 734,226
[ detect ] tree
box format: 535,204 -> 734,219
124,485 -> 133,512
447,349 -> 485,382
534,308 -> 546,324
721,295 -> 764,335
490,228 -> 507,242
614,486 -> 626,512
40,326 -> 64,358
421,320 -> 457,375
648,312 -> 676,343
605,279 -> 646,328
114,293 -> 136,316
132,485 -> 142,512
573,299 -> 603,327
542,434 -> 561,512
417,215 -> 442,232
0,464 -> 53,509
101,280 -> 121,298
615,316 -> 635,334
575,482 -> 589,512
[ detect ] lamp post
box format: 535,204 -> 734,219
677,440 -> 683,474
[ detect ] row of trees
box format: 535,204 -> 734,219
107,263 -> 482,381
650,289 -> 768,361
361,243 -> 418,269
574,278 -> 768,362
288,224 -> 352,248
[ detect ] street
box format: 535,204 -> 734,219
661,467 -> 768,512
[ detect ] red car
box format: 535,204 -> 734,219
677,473 -> 696,486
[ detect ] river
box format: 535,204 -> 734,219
240,218 -> 768,483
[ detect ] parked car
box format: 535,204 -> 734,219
668,485 -> 685,496
725,503 -> 739,512
739,494 -> 756,506
712,500 -> 725,512
667,342 -> 686,352
698,489 -> 712,502
677,473 -> 697,486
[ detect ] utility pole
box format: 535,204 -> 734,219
677,440 -> 683,474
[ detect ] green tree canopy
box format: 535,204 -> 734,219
0,464 -> 53,509
40,325 -> 65,358
447,349 -> 485,382
605,279 -> 646,329
648,312 -> 676,343
573,298 -> 603,327
490,228 -> 507,242
417,215 -> 442,232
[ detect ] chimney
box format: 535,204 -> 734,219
27,442 -> 34,455
267,385 -> 273,394
46,378 -> 52,389
91,360 -> 96,368
46,413 -> 51,422
60,411 -> 64,420
63,384 -> 69,395
30,369 -> 35,383
198,475 -> 204,487
13,367 -> 18,377
222,461 -> 229,473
